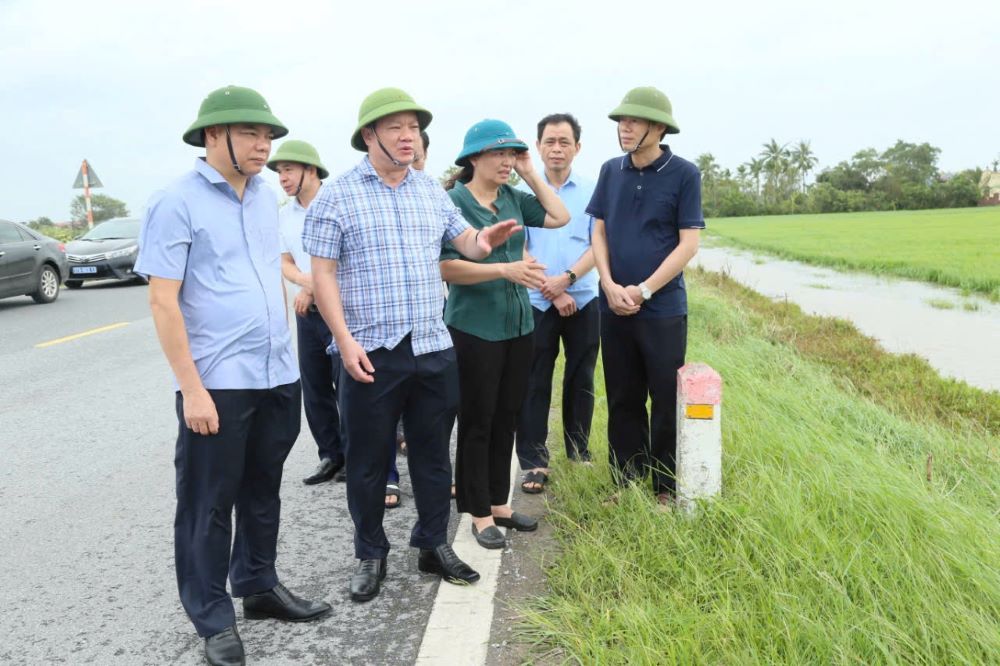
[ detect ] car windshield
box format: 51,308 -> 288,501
81,218 -> 141,241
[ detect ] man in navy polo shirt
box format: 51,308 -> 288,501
586,86 -> 704,505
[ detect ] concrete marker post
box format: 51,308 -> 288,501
676,363 -> 723,511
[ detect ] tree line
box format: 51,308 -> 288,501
696,139 -> 988,218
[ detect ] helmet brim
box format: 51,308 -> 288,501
183,109 -> 289,147
266,153 -> 330,180
609,103 -> 680,134
455,138 -> 530,166
351,104 -> 432,152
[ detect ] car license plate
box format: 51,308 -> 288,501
72,266 -> 98,274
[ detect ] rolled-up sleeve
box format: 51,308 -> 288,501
134,190 -> 191,281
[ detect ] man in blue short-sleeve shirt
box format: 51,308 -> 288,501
587,86 -> 705,505
135,86 -> 330,665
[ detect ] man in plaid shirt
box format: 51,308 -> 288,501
304,88 -> 520,602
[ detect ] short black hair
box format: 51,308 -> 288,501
537,113 -> 581,143
420,130 -> 430,151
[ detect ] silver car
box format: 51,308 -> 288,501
65,217 -> 144,289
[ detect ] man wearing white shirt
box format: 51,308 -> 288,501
268,140 -> 345,485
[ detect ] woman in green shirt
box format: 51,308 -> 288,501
441,119 -> 570,549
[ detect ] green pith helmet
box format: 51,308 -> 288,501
183,85 -> 288,147
609,86 -> 680,134
351,87 -> 432,152
266,140 -> 329,179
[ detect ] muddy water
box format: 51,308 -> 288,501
692,244 -> 1000,392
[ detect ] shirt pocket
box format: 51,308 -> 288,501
652,189 -> 679,224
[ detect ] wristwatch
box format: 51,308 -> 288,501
564,269 -> 577,285
638,282 -> 653,300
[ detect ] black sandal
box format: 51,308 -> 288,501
520,470 -> 548,494
385,484 -> 402,509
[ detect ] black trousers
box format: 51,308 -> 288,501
173,382 -> 301,637
296,308 -> 344,464
600,314 -> 687,494
451,328 -> 534,518
516,299 -> 600,469
338,337 -> 457,559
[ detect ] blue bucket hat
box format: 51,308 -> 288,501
455,119 -> 529,166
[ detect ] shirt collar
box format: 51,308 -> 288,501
194,157 -> 260,192
621,145 -> 674,172
357,155 -> 414,186
454,180 -> 513,209
543,169 -> 577,191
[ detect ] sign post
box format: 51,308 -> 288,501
72,160 -> 104,230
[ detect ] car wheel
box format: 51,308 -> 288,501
31,265 -> 60,304
65,280 -> 83,289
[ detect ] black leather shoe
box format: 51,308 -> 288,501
472,523 -> 506,549
243,583 -> 331,622
204,626 -> 244,666
350,558 -> 387,602
418,544 -> 480,584
493,512 -> 538,532
333,466 -> 347,483
303,458 -> 343,485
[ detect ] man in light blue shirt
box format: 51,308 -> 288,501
268,140 -> 347,487
135,86 -> 330,666
516,113 -> 600,494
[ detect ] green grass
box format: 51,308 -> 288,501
926,298 -> 956,310
707,207 -> 1000,300
518,269 -> 1000,664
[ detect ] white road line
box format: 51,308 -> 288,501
415,455 -> 519,664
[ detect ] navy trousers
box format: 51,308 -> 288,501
338,337 -> 457,559
516,299 -> 600,469
173,382 -> 301,637
600,314 -> 686,494
296,308 -> 344,464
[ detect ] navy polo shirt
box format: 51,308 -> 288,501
586,145 -> 704,318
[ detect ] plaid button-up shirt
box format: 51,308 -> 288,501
303,157 -> 470,355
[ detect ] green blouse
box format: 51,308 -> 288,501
442,182 -> 547,341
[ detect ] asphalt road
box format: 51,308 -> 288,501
0,280 -> 462,665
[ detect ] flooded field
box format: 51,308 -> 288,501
693,244 -> 1000,391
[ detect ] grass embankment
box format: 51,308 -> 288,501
519,268 -> 1000,664
707,207 -> 1000,300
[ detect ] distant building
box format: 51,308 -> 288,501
980,171 -> 1000,206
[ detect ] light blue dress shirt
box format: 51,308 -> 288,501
278,199 -> 309,299
135,158 -> 298,390
521,170 -> 599,311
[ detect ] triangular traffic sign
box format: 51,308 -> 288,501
72,160 -> 104,188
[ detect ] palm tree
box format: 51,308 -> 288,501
791,140 -> 819,192
696,153 -> 721,183
759,139 -> 789,201
745,158 -> 764,198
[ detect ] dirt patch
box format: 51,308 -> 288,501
485,483 -> 566,666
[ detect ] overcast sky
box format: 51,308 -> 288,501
1,0 -> 997,222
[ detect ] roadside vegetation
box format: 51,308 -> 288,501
708,207 -> 1000,300
698,139 -> 986,218
518,269 -> 1000,664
